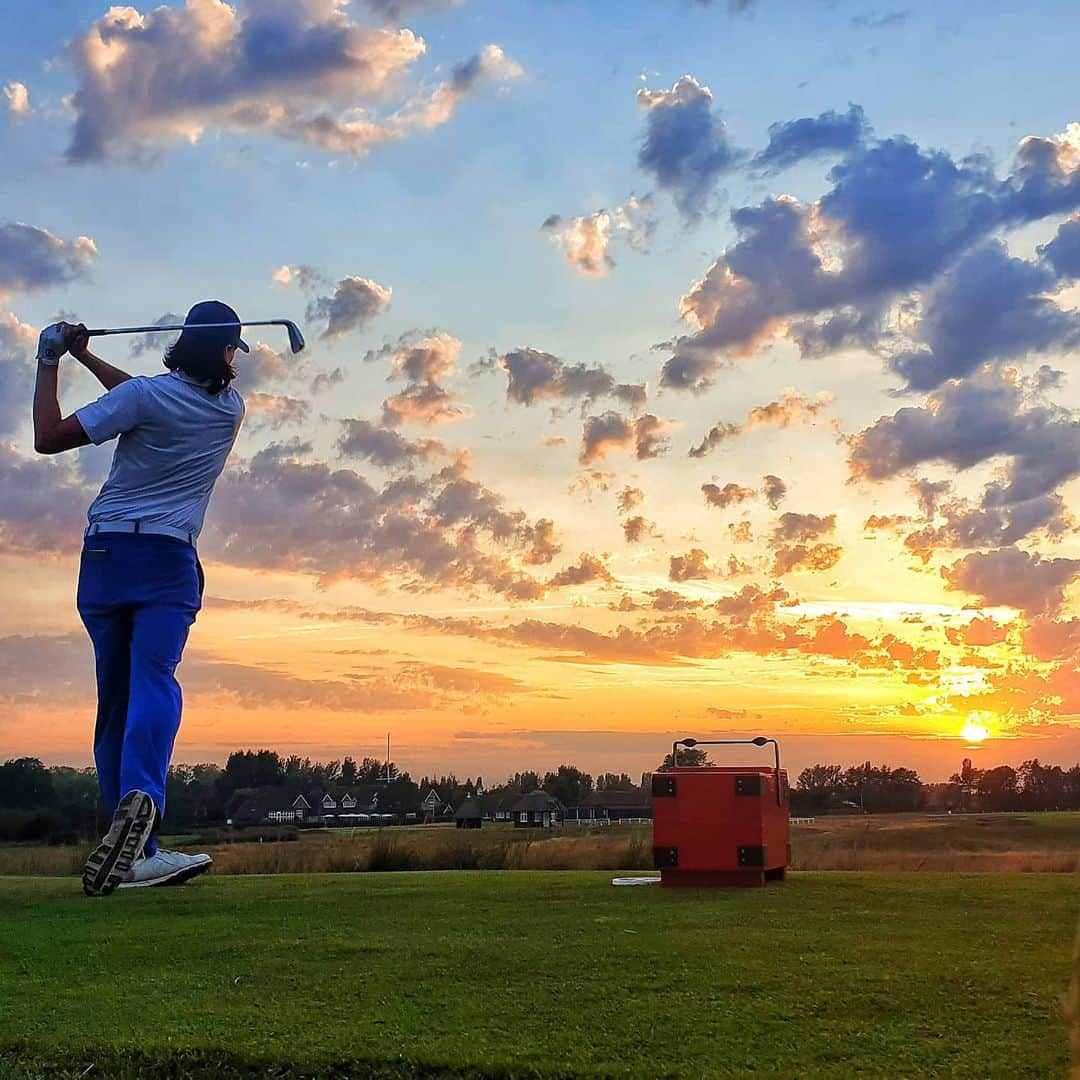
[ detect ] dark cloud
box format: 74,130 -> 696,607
0,445 -> 95,555
752,105 -> 869,175
499,347 -> 646,412
849,368 -> 1080,506
243,393 -> 310,431
772,512 -> 836,543
308,276 -> 392,340
127,312 -> 183,359
888,241 -> 1080,390
622,515 -> 650,544
661,125 -> 1080,392
616,486 -> 645,514
762,474 -> 787,509
772,543 -> 843,576
337,419 -> 445,468
636,75 -> 742,223
850,11 -> 910,29
0,223 -> 97,298
0,312 -> 38,436
63,2 -> 520,163
669,548 -> 711,582
941,547 -> 1080,616
523,519 -> 560,565
579,411 -> 673,464
702,482 -> 755,509
202,443 -> 548,600
1038,214 -> 1080,279
548,554 -> 612,588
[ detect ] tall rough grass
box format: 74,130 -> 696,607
2,814 -> 1079,877
1069,916 -> 1080,1080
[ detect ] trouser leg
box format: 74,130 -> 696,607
78,603 -> 132,823
120,602 -> 198,855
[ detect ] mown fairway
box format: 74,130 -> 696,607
0,872 -> 1076,1078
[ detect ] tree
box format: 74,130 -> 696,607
596,772 -> 637,792
542,765 -> 594,807
507,771 -> 541,793
340,756 -> 359,785
0,759 -> 56,808
657,747 -> 710,771
794,764 -> 844,812
220,750 -> 284,797
976,765 -> 1019,811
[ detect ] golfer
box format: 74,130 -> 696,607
32,301 -> 246,896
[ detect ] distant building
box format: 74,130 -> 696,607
571,789 -> 652,823
511,790 -> 565,828
454,797 -> 483,830
230,784 -> 406,827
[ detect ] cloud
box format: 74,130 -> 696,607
365,330 -> 469,428
616,486 -> 644,513
888,241 -> 1080,390
499,347 -> 646,411
358,0 -> 464,23
660,125 -> 1080,392
945,616 -> 1010,648
752,105 -> 869,174
243,392 -> 310,430
548,553 -> 612,588
772,543 -> 843,576
337,418 -> 445,468
307,276 -> 392,340
62,1 -> 521,164
1038,214 -> 1080,280
272,264 -> 324,291
0,223 -> 97,300
0,311 -> 39,436
541,196 -> 653,277
669,547 -> 711,582
622,515 -> 650,543
689,388 -> 833,457
579,411 -> 673,464
241,342 -> 291,390
941,547 -> 1080,616
523,518 -> 560,565
850,11 -> 910,29
3,82 -> 30,118
772,512 -> 836,543
636,75 -> 741,223
0,445 -> 96,555
762,474 -> 787,509
848,368 -> 1080,507
125,312 -> 183,358
702,482 -> 755,509
203,442 -> 549,599
393,43 -> 522,131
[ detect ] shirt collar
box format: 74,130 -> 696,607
171,370 -> 215,389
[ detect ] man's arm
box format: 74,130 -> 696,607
33,361 -> 91,455
69,324 -> 132,390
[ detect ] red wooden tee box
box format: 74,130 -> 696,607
651,766 -> 791,887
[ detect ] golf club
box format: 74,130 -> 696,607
86,320 -> 306,354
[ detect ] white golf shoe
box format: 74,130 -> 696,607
118,849 -> 213,889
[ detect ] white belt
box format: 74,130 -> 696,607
86,520 -> 196,546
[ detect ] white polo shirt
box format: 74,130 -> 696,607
76,371 -> 244,540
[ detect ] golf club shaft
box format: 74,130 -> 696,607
87,321 -> 282,337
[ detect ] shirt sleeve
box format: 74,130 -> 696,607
74,378 -> 145,445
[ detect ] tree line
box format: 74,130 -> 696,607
1,749 -> 1078,843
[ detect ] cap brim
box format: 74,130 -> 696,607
236,338 -> 250,353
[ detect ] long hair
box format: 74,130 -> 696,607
163,328 -> 237,395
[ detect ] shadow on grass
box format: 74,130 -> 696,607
0,1044 -> 615,1080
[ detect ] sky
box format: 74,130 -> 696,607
2,0 -> 1080,784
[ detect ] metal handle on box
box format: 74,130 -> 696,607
670,736 -> 783,806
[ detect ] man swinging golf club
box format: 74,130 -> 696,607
32,301 -> 251,896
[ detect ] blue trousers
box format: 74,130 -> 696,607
77,533 -> 203,855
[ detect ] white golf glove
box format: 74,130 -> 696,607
36,323 -> 68,366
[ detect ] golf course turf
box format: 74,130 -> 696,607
0,871 -> 1075,1078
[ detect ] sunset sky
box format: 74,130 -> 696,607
2,0 -> 1080,783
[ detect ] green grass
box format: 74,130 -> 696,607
0,872 -> 1075,1078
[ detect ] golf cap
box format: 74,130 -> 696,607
183,300 -> 249,353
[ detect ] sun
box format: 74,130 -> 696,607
960,719 -> 990,745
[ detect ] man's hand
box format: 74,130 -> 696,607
35,322 -> 69,366
65,322 -> 91,362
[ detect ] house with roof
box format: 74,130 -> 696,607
230,783 -> 411,827
510,790 -> 565,828
570,789 -> 652,823
454,797 -> 483,829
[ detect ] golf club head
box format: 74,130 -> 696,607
283,321 -> 305,354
